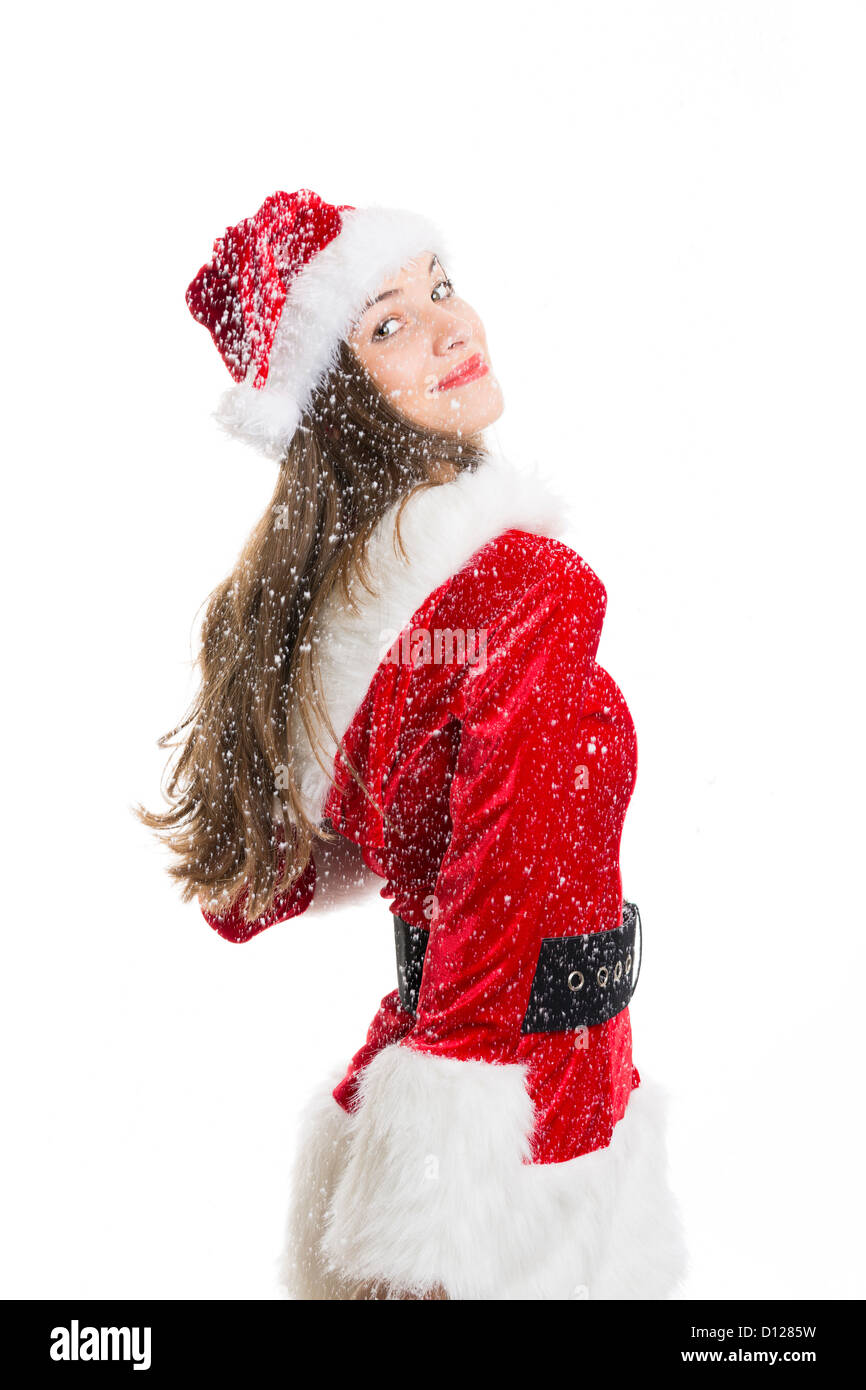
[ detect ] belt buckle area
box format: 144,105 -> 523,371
520,901 -> 641,1035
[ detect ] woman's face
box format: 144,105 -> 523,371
347,253 -> 504,435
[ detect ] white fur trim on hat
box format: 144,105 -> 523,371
214,206 -> 449,459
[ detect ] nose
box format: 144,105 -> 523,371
432,311 -> 470,357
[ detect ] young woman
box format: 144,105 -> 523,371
142,187 -> 686,1301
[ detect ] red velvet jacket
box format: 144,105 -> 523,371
202,451 -> 639,1166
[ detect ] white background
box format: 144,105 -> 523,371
1,1 -> 863,1298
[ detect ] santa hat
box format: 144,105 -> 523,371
186,188 -> 448,460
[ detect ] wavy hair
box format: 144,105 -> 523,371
137,340 -> 487,922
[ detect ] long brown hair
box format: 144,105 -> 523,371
138,340 -> 487,922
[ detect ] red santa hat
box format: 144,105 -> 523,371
186,188 -> 448,459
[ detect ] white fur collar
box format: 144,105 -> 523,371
290,448 -> 569,823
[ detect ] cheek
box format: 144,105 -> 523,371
368,341 -> 431,397
456,299 -> 486,339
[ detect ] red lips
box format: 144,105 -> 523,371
436,352 -> 489,392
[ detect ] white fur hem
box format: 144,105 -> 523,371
280,1046 -> 687,1300
278,1062 -> 360,1301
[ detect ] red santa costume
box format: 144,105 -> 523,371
187,189 -> 686,1300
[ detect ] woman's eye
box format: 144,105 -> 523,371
373,315 -> 401,340
431,278 -> 454,302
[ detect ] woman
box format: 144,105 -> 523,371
141,188 -> 686,1300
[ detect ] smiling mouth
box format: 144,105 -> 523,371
436,353 -> 489,392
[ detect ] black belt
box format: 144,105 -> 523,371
393,902 -> 642,1034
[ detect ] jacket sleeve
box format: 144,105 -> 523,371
200,850 -> 317,943
321,563 -> 607,1297
201,825 -> 386,942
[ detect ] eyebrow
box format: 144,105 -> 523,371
367,254 -> 441,308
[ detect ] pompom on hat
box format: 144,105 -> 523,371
186,188 -> 448,459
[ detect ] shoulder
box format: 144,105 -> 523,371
445,527 -> 607,630
380,447 -> 606,622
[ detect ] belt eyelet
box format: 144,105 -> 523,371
567,970 -> 584,992
625,953 -> 632,974
614,960 -> 623,983
597,966 -> 609,987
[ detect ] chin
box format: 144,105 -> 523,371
470,391 -> 505,433
437,385 -> 505,436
